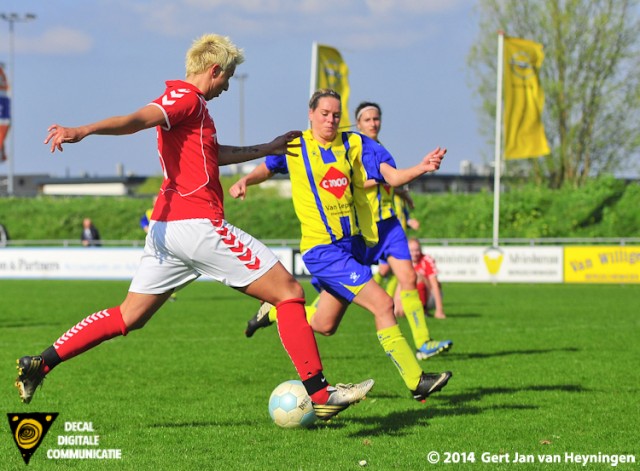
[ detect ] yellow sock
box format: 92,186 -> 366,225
373,271 -> 384,285
400,289 -> 430,347
385,275 -> 398,297
268,305 -> 278,323
377,324 -> 423,390
269,304 -> 317,324
305,305 -> 316,323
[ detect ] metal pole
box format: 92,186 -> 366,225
7,18 -> 15,196
0,13 -> 36,196
492,31 -> 505,248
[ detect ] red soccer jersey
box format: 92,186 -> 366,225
414,253 -> 437,278
149,80 -> 225,222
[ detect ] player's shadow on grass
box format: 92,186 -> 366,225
347,384 -> 588,437
347,403 -> 538,438
439,312 -> 483,318
148,419 -> 351,431
0,321 -> 63,329
163,293 -> 246,302
439,384 -> 588,406
446,346 -> 579,360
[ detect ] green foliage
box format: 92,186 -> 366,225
408,177 -> 638,239
0,178 -> 638,242
1,281 -> 638,469
468,0 -> 640,187
134,175 -> 163,195
599,182 -> 640,236
0,196 -> 151,241
409,191 -> 495,239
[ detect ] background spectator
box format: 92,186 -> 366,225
81,218 -> 101,247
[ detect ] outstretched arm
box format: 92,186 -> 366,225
380,147 -> 446,187
219,131 -> 302,166
229,162 -> 275,200
44,105 -> 166,153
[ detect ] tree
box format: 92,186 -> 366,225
468,0 -> 640,188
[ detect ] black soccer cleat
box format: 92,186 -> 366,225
411,371 -> 452,402
15,355 -> 47,404
245,302 -> 274,338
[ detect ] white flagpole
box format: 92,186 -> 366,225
308,41 -> 318,129
492,31 -> 505,248
310,41 -> 318,98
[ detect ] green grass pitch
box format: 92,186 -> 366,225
1,280 -> 638,470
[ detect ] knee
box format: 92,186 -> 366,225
372,295 -> 395,320
314,325 -> 337,336
279,278 -> 304,301
398,269 -> 417,288
381,294 -> 395,313
310,318 -> 337,336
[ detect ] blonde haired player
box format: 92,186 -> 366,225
16,34 -> 373,420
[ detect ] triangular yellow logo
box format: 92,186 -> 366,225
7,413 -> 58,465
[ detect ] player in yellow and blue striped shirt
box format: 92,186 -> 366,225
230,89 -> 452,402
356,102 -> 452,360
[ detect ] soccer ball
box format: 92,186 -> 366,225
268,380 -> 317,428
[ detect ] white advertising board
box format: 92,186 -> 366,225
0,248 -> 144,280
423,246 -> 564,283
0,247 -> 294,281
0,246 -> 561,283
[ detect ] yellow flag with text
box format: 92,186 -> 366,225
315,44 -> 351,130
503,37 -> 550,159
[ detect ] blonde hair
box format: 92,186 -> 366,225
185,34 -> 245,76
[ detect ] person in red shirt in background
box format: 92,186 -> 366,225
397,237 -> 446,319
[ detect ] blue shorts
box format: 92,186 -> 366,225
365,217 -> 411,265
302,236 -> 372,303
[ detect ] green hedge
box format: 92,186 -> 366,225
0,176 -> 637,242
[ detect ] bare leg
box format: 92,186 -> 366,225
120,291 -> 175,330
238,262 -> 303,303
351,279 -> 396,330
309,291 -> 349,336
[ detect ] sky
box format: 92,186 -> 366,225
0,0 -> 487,179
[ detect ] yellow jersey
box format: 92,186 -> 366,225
393,193 -> 412,231
366,180 -> 397,223
266,130 -> 395,252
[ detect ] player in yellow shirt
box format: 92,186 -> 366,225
356,102 -> 451,358
373,189 -> 418,299
230,89 -> 452,402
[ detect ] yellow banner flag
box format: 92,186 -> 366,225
315,44 -> 351,130
503,37 -> 550,159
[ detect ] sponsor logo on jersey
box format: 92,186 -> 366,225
319,167 -> 349,199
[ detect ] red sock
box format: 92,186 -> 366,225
53,306 -> 128,361
308,385 -> 330,404
275,298 -> 327,399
